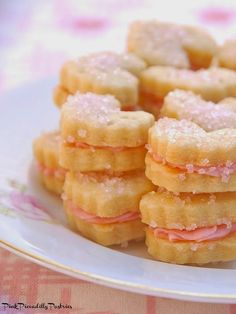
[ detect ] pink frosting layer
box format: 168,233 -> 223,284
150,152 -> 236,182
37,163 -> 66,179
67,141 -> 145,152
69,202 -> 140,224
151,223 -> 236,243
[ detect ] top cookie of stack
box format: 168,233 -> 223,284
127,20 -> 217,69
127,20 -> 236,117
54,51 -> 146,110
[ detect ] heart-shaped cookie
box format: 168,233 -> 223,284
161,90 -> 236,131
60,92 -> 154,172
127,21 -> 217,69
56,52 -> 146,109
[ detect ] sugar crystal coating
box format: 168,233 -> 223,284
150,220 -> 158,228
77,52 -> 122,72
156,67 -> 236,85
141,66 -> 236,102
190,243 -> 200,251
78,129 -> 87,138
148,117 -> 236,175
154,118 -> 206,146
76,51 -> 146,76
163,90 -> 236,131
153,118 -> 236,153
77,172 -> 130,194
178,173 -> 186,181
65,92 -> 120,125
59,51 -> 147,108
128,21 -> 217,68
61,90 -> 154,148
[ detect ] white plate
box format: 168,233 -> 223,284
1,78 -> 236,304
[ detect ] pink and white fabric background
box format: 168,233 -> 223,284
1,1 -> 236,313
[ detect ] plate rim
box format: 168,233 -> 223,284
2,239 -> 236,303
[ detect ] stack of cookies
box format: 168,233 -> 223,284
140,90 -> 236,264
32,19 -> 236,264
33,131 -> 66,195
54,51 -> 154,246
60,92 -> 154,246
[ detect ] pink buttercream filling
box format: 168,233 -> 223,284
37,163 -> 66,179
66,141 -> 145,152
68,201 -> 140,224
150,151 -> 236,182
151,223 -> 236,243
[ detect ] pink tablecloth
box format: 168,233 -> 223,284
1,1 -> 236,313
0,248 -> 233,314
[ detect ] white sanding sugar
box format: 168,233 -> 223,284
190,243 -> 200,251
150,220 -> 158,228
77,172 -> 127,194
164,90 -> 236,131
216,218 -> 232,228
154,118 -> 236,166
168,223 -> 185,230
77,129 -> 87,138
178,173 -> 186,181
129,21 -> 193,68
66,92 -> 120,125
100,177 -> 126,194
77,52 -> 124,72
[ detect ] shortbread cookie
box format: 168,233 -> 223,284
146,155 -> 236,193
60,93 -> 154,172
60,144 -> 147,172
146,118 -> 236,192
140,66 -> 236,116
146,227 -> 236,264
140,189 -> 236,230
33,131 -> 66,195
127,21 -> 217,69
64,171 -> 154,217
62,169 -> 154,245
54,84 -> 138,111
142,190 -> 236,264
65,201 -> 144,246
218,40 -> 236,71
53,85 -> 69,108
57,52 -> 146,109
63,170 -> 152,245
218,97 -> 236,112
161,90 -> 236,131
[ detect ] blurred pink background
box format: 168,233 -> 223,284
1,0 -> 236,92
